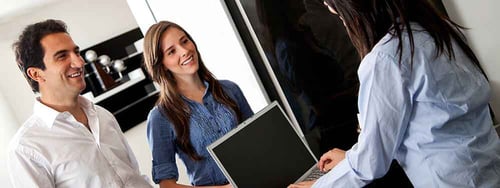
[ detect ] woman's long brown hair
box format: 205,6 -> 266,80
324,0 -> 486,77
143,21 -> 243,160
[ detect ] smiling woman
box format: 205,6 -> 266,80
142,20 -> 254,187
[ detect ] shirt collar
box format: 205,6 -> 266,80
390,22 -> 425,33
33,96 -> 96,128
202,81 -> 209,96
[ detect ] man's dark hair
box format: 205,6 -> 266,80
12,19 -> 68,93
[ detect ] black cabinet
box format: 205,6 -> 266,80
80,28 -> 158,132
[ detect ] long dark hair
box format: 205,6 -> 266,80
324,0 -> 485,76
143,21 -> 243,160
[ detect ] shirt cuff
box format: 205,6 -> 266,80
152,163 -> 178,184
312,159 -> 366,187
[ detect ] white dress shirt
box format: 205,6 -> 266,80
8,96 -> 153,188
313,24 -> 500,187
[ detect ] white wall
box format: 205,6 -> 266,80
0,0 -> 149,187
0,91 -> 18,185
443,0 -> 500,120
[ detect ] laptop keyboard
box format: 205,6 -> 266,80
304,167 -> 327,181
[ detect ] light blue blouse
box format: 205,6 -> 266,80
147,80 -> 253,186
313,24 -> 500,187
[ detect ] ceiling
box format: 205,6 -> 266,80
0,0 -> 61,24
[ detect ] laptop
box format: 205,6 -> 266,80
207,101 -> 325,188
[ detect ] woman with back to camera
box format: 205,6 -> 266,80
289,0 -> 500,187
143,21 -> 253,187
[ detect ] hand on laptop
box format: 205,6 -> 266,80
318,148 -> 346,172
287,180 -> 316,188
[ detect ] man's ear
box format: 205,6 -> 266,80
26,67 -> 45,83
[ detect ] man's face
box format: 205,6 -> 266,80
37,32 -> 86,96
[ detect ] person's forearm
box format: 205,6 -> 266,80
160,180 -> 231,188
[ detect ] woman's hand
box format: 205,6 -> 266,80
318,148 -> 346,172
287,180 -> 315,188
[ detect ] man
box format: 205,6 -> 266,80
8,19 -> 152,188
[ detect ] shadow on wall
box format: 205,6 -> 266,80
495,81 -> 500,136
442,1 -> 465,25
442,0 -> 499,125
490,80 -> 500,125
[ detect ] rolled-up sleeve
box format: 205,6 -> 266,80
146,108 -> 179,184
313,51 -> 412,187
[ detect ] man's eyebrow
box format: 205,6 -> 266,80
53,49 -> 69,58
53,46 -> 80,58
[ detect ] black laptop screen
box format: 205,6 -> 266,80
210,103 -> 316,188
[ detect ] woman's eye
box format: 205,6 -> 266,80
167,50 -> 175,56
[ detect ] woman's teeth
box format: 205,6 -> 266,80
182,56 -> 193,65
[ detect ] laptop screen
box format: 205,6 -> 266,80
207,102 -> 317,188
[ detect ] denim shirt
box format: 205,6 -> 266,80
147,80 -> 253,186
